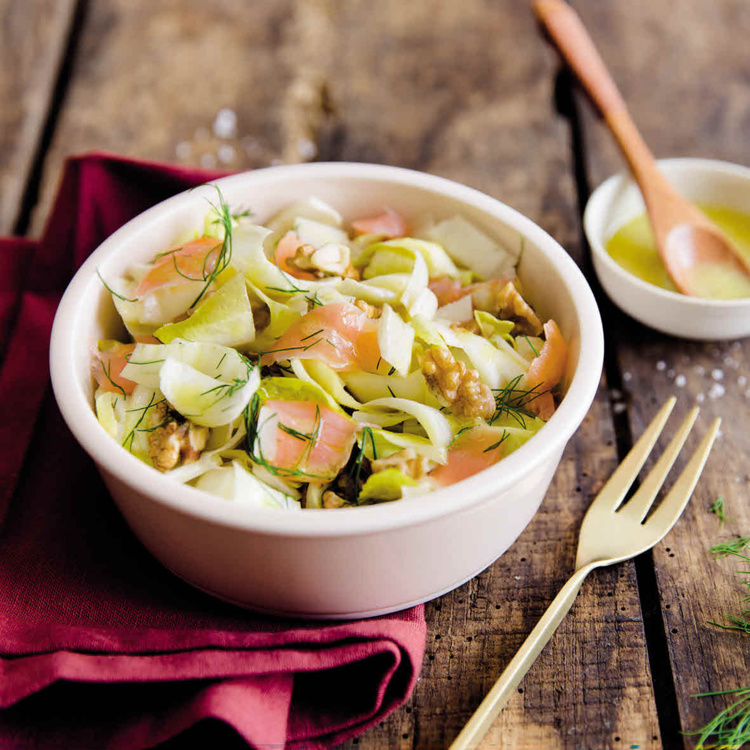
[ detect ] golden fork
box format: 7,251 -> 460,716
451,397 -> 721,750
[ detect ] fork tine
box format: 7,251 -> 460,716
594,397 -> 676,511
645,417 -> 721,535
617,406 -> 700,523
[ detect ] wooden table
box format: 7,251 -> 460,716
3,1 -> 749,747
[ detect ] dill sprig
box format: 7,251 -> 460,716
709,496 -> 729,526
691,535 -> 750,748
191,187 -> 235,307
278,423 -> 315,442
491,375 -> 546,428
483,430 -> 509,453
301,329 -> 324,341
264,250 -> 310,295
688,687 -> 750,750
242,394 -> 326,482
96,269 -> 139,303
125,358 -> 166,366
231,207 -> 252,221
301,406 -> 322,467
122,393 -> 165,451
98,185 -> 240,308
259,338 -> 324,358
100,360 -> 126,397
345,426 -> 376,503
710,537 -> 750,559
266,283 -> 306,294
198,354 -> 256,408
522,335 -> 539,357
707,615 -> 750,635
449,425 -> 476,448
709,535 -> 750,618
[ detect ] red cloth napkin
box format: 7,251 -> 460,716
0,153 -> 426,750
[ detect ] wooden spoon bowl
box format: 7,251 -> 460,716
534,0 -> 750,299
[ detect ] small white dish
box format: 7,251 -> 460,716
584,158 -> 750,340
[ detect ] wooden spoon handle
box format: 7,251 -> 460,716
533,0 -> 662,186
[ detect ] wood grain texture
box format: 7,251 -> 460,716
29,0 -> 663,747
571,0 -> 750,745
30,0 -> 297,235
0,0 -> 76,234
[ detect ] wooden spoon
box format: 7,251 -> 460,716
534,0 -> 750,297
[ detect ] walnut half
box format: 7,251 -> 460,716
149,418 -> 209,472
322,490 -> 349,509
370,448 -> 432,479
472,280 -> 542,337
353,299 -> 382,318
421,347 -> 495,420
289,242 -> 358,278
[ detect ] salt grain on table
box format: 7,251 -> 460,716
711,369 -> 724,381
213,108 -> 238,140
656,361 -> 666,371
708,383 -> 725,399
675,375 -> 686,387
241,136 -> 263,156
297,138 -> 317,160
175,141 -> 191,159
696,393 -> 705,403
217,144 -> 236,164
739,376 -> 747,387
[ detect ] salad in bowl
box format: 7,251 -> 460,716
92,191 -> 567,512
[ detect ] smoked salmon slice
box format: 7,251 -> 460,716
261,302 -> 381,372
259,399 -> 357,480
273,230 -> 317,281
526,320 -> 567,420
134,237 -> 222,297
429,425 -> 507,488
92,342 -> 136,395
351,207 -> 408,239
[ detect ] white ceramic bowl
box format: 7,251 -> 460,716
585,158 -> 750,340
50,163 -> 603,619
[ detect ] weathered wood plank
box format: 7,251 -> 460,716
31,0 -> 661,747
572,0 -> 750,744
0,0 -> 77,234
29,0 -> 298,235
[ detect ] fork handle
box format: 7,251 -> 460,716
449,563 -> 596,750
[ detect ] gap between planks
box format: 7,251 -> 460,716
12,0 -> 89,237
554,65 -> 686,750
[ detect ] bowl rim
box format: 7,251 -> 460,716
584,157 -> 750,310
51,161 -> 604,537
